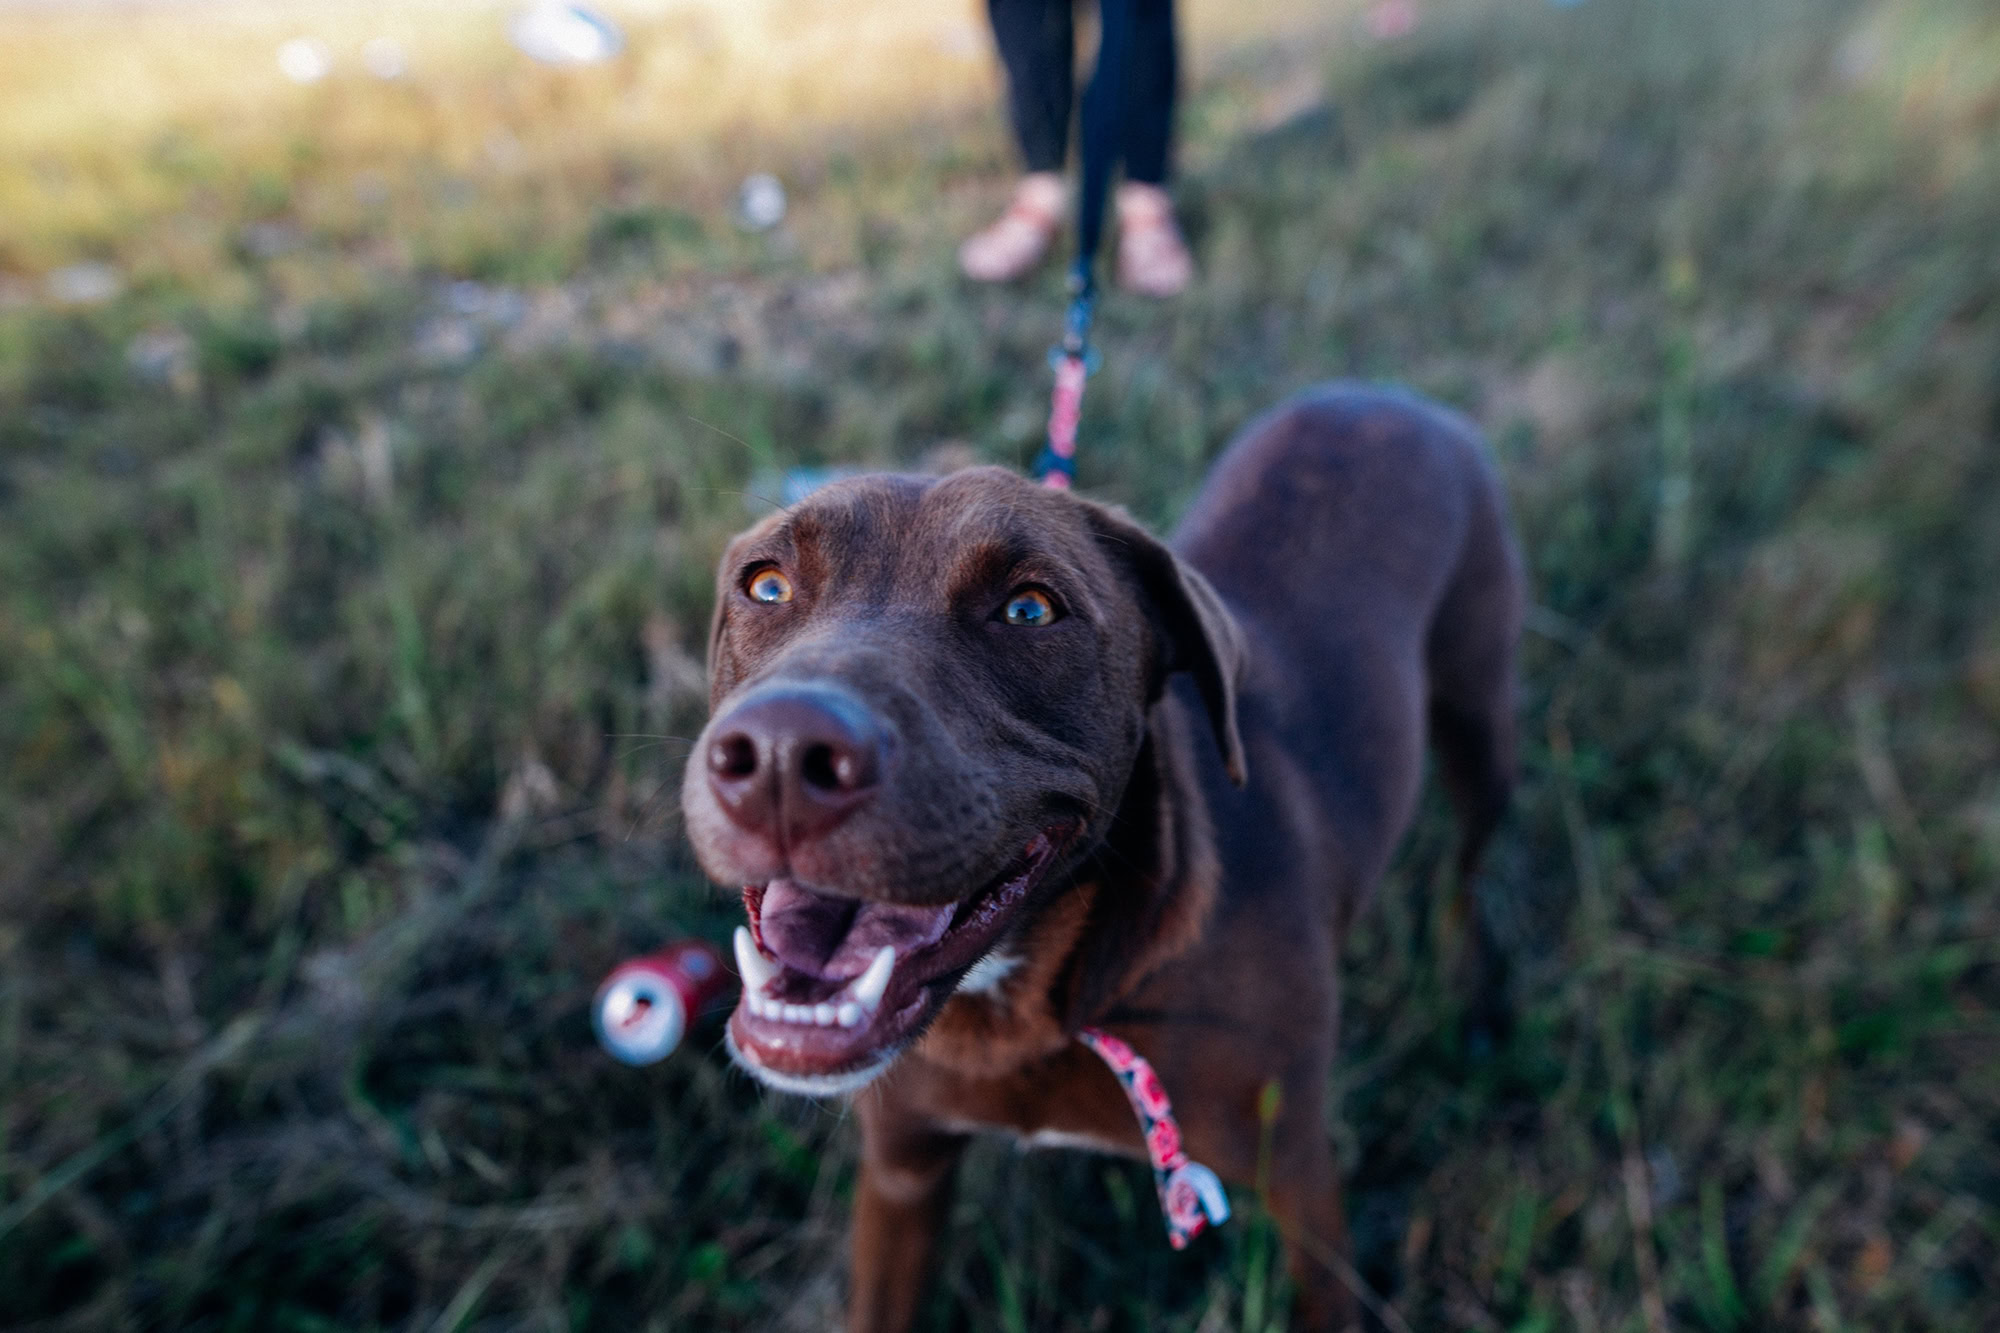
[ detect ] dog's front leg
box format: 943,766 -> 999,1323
1261,1086 -> 1361,1333
1271,1163 -> 1361,1333
848,1095 -> 967,1333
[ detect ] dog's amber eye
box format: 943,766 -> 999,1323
746,567 -> 793,604
1000,588 -> 1058,627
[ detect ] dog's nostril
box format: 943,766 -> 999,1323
799,743 -> 842,793
800,741 -> 875,794
710,734 -> 758,780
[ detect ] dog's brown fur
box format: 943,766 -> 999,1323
681,384 -> 1524,1332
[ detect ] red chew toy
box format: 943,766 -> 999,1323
593,939 -> 733,1065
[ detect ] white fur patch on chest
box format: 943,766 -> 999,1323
933,1118 -> 1124,1157
956,950 -> 1021,995
1021,1127 -> 1125,1154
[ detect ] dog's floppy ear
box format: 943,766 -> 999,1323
705,517 -> 780,702
705,579 -> 728,698
705,537 -> 740,702
1084,502 -> 1249,787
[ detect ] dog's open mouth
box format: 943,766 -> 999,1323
727,828 -> 1068,1092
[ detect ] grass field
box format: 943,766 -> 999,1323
3,0 -> 1998,1328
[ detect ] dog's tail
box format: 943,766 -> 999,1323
1422,424 -> 1524,887
1420,424 -> 1525,1029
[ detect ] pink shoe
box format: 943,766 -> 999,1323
959,173 -> 1066,283
1114,182 -> 1194,298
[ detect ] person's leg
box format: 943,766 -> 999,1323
1114,0 -> 1193,296
990,0 -> 1074,176
1121,0 -> 1176,186
962,0 -> 1074,282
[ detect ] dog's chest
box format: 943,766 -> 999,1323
903,1043 -> 1152,1162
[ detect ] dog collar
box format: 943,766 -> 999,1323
1076,1027 -> 1231,1248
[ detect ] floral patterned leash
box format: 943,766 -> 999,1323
1076,1027 -> 1232,1249
1030,0 -> 1132,491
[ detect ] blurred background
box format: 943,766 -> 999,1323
2,0 -> 1997,1329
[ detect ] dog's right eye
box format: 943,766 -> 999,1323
745,567 -> 794,604
999,588 -> 1059,627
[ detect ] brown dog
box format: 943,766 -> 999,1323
680,383 -> 1524,1331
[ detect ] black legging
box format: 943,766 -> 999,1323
988,0 -> 1177,186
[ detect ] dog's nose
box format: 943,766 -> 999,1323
705,686 -> 885,846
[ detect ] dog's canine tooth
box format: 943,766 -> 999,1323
733,926 -> 777,993
836,1002 -> 862,1027
851,946 -> 896,1012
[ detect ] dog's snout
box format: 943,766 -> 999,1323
705,686 -> 885,847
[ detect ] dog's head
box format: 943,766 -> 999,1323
680,467 -> 1244,1095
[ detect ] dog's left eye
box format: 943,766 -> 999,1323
746,567 -> 794,604
999,588 -> 1059,627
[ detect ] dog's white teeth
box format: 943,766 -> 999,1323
733,926 -> 777,993
750,998 -> 856,1027
737,934 -> 891,1028
851,945 -> 896,1012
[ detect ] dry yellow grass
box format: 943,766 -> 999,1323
0,0 -> 1340,273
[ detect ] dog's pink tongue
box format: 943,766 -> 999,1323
758,879 -> 956,979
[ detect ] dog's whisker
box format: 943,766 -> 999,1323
677,412 -> 798,516
619,773 -> 691,841
612,739 -> 697,762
